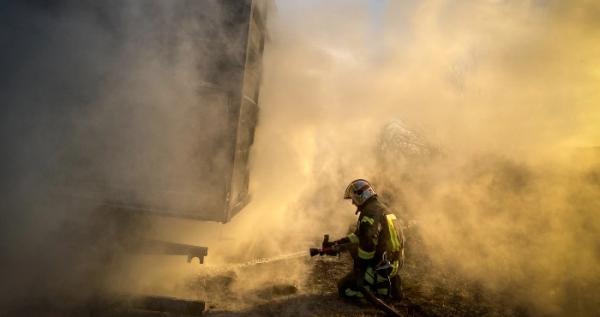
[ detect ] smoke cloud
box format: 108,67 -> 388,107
190,0 -> 599,315
0,0 -> 598,316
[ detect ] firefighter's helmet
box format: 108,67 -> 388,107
344,179 -> 376,206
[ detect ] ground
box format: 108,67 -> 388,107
0,230 -> 544,316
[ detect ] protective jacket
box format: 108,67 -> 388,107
337,196 -> 404,274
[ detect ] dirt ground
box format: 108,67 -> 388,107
3,227 -> 594,316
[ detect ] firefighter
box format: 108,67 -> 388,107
327,179 -> 404,301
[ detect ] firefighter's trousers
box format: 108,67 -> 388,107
337,266 -> 402,301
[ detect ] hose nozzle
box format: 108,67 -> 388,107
309,248 -> 320,257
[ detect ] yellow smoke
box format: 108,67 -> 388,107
123,1 -> 599,315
